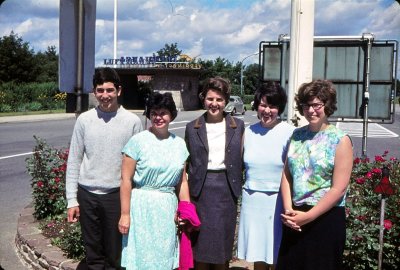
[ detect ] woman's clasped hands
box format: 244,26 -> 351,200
281,209 -> 314,232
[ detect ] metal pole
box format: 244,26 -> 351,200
113,0 -> 118,67
378,197 -> 385,270
240,52 -> 259,97
76,0 -> 84,115
361,33 -> 374,157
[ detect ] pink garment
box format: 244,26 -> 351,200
177,201 -> 201,270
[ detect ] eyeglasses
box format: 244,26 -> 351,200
95,88 -> 117,94
300,103 -> 324,111
150,111 -> 169,118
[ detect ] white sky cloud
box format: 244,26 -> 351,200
0,0 -> 399,68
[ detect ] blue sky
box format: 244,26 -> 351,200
0,0 -> 399,68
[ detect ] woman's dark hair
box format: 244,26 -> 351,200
145,92 -> 178,121
92,67 -> 121,89
295,79 -> 337,117
199,77 -> 231,103
253,82 -> 287,115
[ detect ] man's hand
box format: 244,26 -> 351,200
67,206 -> 80,223
119,214 -> 130,235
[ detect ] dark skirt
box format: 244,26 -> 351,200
191,171 -> 238,264
276,205 -> 346,270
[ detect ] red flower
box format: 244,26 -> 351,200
37,181 -> 44,188
384,219 -> 393,230
375,155 -> 385,162
356,177 -> 365,184
365,172 -> 373,179
353,157 -> 361,165
362,157 -> 370,163
54,177 -> 61,183
372,168 -> 382,175
390,157 -> 397,161
357,215 -> 366,221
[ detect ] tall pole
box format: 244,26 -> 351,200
240,52 -> 259,97
287,0 -> 315,126
113,0 -> 118,66
76,0 -> 84,114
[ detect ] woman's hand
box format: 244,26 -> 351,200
118,214 -> 130,235
280,209 -> 315,231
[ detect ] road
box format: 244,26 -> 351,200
0,107 -> 399,269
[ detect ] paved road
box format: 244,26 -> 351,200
0,107 -> 399,269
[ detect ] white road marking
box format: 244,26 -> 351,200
0,152 -> 34,160
336,122 -> 398,138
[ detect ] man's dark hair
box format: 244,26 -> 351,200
92,67 -> 121,89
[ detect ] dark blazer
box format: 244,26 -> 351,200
185,113 -> 244,199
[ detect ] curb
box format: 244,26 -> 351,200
15,204 -> 84,270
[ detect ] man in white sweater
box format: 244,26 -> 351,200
66,67 -> 142,269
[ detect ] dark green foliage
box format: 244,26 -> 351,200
157,42 -> 182,58
0,32 -> 37,83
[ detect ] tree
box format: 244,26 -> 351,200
0,32 -> 36,83
34,46 -> 59,83
156,43 -> 182,58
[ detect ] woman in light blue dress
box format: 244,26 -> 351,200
237,82 -> 294,270
118,92 -> 190,270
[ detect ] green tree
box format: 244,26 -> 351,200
156,43 -> 182,58
34,46 -> 58,83
242,63 -> 260,95
0,32 -> 36,83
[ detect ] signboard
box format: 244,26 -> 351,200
260,39 -> 398,123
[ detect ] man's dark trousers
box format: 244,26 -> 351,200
78,186 -> 122,270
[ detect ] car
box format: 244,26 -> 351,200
224,95 -> 246,115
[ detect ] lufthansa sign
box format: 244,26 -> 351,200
103,54 -> 202,69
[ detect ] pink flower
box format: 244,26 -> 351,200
54,177 -> 61,183
365,172 -> 373,179
356,177 -> 365,184
390,157 -> 397,161
37,181 -> 44,188
375,155 -> 385,162
384,220 -> 393,230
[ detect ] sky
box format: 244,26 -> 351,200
0,0 -> 399,68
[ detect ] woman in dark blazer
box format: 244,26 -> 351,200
185,77 -> 244,270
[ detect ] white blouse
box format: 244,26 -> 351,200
206,119 -> 226,170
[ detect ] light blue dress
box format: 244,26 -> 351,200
121,130 -> 189,270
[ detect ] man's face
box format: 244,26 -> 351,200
93,82 -> 121,112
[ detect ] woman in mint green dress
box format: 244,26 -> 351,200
118,92 -> 190,270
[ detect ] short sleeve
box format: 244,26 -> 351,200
122,135 -> 140,161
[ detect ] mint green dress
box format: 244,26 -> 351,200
121,130 -> 189,270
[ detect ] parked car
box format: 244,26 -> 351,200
224,95 -> 246,115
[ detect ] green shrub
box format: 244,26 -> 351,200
343,151 -> 400,269
26,102 -> 43,111
26,136 -> 68,219
27,137 -> 85,260
0,103 -> 12,112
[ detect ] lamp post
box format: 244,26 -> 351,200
240,52 -> 259,97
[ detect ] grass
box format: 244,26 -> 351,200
0,109 -> 65,117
